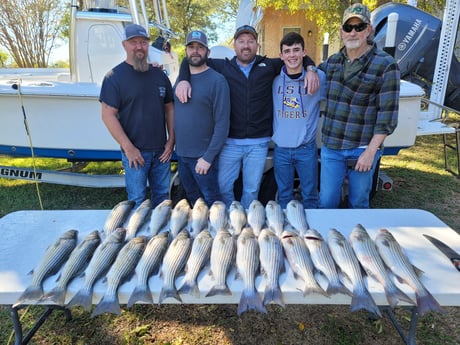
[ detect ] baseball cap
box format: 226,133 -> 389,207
123,24 -> 150,41
186,31 -> 208,47
234,25 -> 258,40
342,3 -> 371,25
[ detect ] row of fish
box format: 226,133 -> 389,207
13,198 -> 444,318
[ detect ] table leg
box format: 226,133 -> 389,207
381,306 -> 418,345
9,304 -> 72,345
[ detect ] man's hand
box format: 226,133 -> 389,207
195,158 -> 211,175
175,80 -> 192,103
304,70 -> 320,95
124,144 -> 144,170
355,149 -> 376,172
159,138 -> 174,163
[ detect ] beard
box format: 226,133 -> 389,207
132,52 -> 149,72
186,54 -> 207,67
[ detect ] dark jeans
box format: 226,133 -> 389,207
177,156 -> 221,206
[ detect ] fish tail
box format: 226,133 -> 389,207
350,288 -> 382,318
326,282 -> 353,297
127,285 -> 153,308
158,287 -> 182,304
13,285 -> 44,308
41,287 -> 67,306
263,285 -> 285,308
303,283 -> 329,298
415,290 -> 445,316
385,286 -> 415,308
205,284 -> 232,297
178,280 -> 200,298
66,287 -> 93,311
91,293 -> 121,317
237,288 -> 267,315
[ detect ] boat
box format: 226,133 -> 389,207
0,0 -> 179,162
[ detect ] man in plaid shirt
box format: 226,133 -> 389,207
318,3 -> 400,208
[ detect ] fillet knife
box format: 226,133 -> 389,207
423,234 -> 460,272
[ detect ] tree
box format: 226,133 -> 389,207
0,0 -> 67,67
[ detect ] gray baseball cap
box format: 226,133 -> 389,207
123,24 -> 150,41
186,31 -> 208,47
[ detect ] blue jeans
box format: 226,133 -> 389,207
319,146 -> 382,209
177,156 -> 221,207
122,150 -> 170,208
218,142 -> 269,209
274,141 -> 318,209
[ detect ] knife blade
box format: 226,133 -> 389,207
423,234 -> 460,272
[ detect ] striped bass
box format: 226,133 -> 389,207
304,229 -> 351,296
265,200 -> 284,238
375,228 -> 444,316
179,229 -> 213,297
285,200 -> 309,236
125,199 -> 152,240
190,198 -> 209,238
280,230 -> 328,297
127,232 -> 169,307
327,228 -> 382,317
13,229 -> 78,307
258,229 -> 284,307
236,227 -> 266,315
205,228 -> 235,297
350,224 -> 414,308
170,199 -> 191,239
42,230 -> 101,306
67,227 -> 126,311
91,236 -> 147,317
247,200 -> 265,237
228,200 -> 246,236
102,200 -> 135,237
148,199 -> 172,236
209,201 -> 228,236
159,229 -> 192,303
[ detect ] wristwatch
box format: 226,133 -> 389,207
307,65 -> 318,72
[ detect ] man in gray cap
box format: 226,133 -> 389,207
318,3 -> 400,209
100,23 -> 175,208
173,30 -> 230,206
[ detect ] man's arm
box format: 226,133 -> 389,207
101,102 -> 144,169
159,101 -> 175,163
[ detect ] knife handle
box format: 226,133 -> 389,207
453,259 -> 460,272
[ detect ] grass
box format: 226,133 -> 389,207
0,134 -> 460,344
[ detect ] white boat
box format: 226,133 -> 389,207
0,0 -> 179,162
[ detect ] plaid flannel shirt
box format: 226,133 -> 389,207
319,44 -> 400,150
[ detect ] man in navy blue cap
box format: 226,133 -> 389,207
173,30 -> 230,206
100,23 -> 175,208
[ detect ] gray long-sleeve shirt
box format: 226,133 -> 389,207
174,68 -> 230,163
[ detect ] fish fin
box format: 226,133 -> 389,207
263,285 -> 285,308
350,288 -> 382,318
326,281 -> 353,297
91,293 -> 121,317
205,284 -> 232,297
178,280 -> 200,298
303,283 -> 329,298
127,285 -> 153,308
13,285 -> 44,308
415,290 -> 445,316
237,288 -> 267,315
41,287 -> 66,306
412,264 -> 425,277
66,287 -> 93,311
385,286 -> 415,308
158,287 -> 182,304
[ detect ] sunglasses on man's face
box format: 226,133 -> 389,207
342,22 -> 368,33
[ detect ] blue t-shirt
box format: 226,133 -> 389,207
99,62 -> 173,151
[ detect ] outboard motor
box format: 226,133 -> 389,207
372,3 -> 460,111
